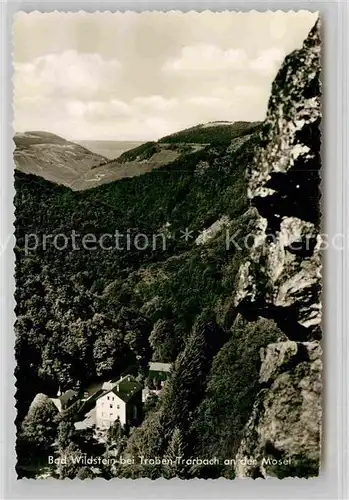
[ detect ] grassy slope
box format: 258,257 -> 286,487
14,131 -> 107,189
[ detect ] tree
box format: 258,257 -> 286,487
149,319 -> 176,361
106,418 -> 122,449
57,415 -> 75,450
124,409 -> 165,464
161,319 -> 228,435
119,307 -> 152,369
143,393 -> 159,414
15,127 -> 265,479
77,467 -> 95,479
21,394 -> 59,454
192,316 -> 283,463
93,328 -> 124,377
163,427 -> 186,479
57,442 -> 82,479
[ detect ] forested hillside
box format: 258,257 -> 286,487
158,121 -> 261,145
15,19 -> 321,480
15,124 -> 284,478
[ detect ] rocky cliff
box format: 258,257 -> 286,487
234,19 -> 322,477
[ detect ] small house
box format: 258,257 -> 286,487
143,361 -> 172,401
148,361 -> 171,387
95,375 -> 142,429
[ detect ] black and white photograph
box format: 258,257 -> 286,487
13,10 -> 322,480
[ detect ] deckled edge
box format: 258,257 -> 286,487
5,4 -> 347,498
12,9 -> 320,17
11,7 -> 321,483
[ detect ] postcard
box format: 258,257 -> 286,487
13,10 -> 322,479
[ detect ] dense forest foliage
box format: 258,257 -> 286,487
115,121 -> 262,164
115,141 -> 157,163
15,124 -> 283,478
158,121 -> 261,145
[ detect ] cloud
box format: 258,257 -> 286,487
269,14 -> 287,40
185,96 -> 223,107
182,83 -> 270,124
132,95 -> 178,112
14,51 -> 125,136
13,84 -> 266,141
63,96 -> 178,123
249,47 -> 285,76
14,50 -> 122,101
13,12 -> 317,140
86,99 -> 132,119
163,43 -> 286,80
163,44 -> 248,72
65,100 -> 86,118
141,117 -> 178,138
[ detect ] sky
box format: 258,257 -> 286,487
13,11 -> 318,141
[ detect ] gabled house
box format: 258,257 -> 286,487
148,361 -> 171,379
142,361 -> 172,402
95,375 -> 142,429
50,389 -> 78,413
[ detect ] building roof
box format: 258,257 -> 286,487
98,375 -> 142,403
102,379 -> 118,391
59,389 -> 78,406
50,398 -> 62,412
74,408 -> 96,431
149,362 -> 171,373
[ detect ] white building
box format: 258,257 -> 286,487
95,375 -> 142,429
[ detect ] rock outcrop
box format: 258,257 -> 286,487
234,19 -> 322,477
235,341 -> 322,478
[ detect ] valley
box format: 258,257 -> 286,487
14,20 -> 322,481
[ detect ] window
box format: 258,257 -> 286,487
107,396 -> 110,400
112,396 -> 114,401
110,404 -> 113,409
116,404 -> 120,409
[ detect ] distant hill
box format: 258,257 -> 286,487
158,120 -> 262,144
116,121 -> 262,163
81,121 -> 262,190
13,122 -> 262,191
13,131 -> 107,189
